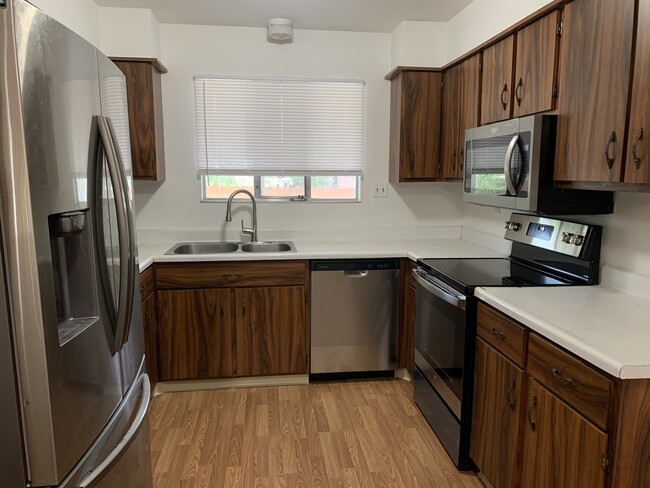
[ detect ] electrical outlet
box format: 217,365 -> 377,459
373,183 -> 388,198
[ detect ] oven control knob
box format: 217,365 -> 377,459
505,221 -> 521,231
562,232 -> 572,243
570,234 -> 584,246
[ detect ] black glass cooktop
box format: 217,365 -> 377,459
417,257 -> 574,294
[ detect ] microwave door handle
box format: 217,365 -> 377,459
412,269 -> 466,310
504,134 -> 520,196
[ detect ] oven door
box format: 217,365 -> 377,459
412,268 -> 467,419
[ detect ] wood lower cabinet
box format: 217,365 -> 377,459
473,302 -> 650,488
141,292 -> 159,384
521,379 -> 608,488
481,35 -> 515,125
554,0 -> 635,183
158,289 -> 235,380
471,339 -> 524,488
624,0 -> 650,184
387,68 -> 443,182
513,11 -> 560,118
235,286 -> 307,376
397,259 -> 417,373
155,261 -> 309,380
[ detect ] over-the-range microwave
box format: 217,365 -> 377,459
463,114 -> 614,215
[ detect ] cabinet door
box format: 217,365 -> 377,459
141,293 -> 159,385
157,289 -> 235,380
398,283 -> 416,373
554,0 -> 635,183
481,36 -> 515,125
458,54 -> 481,179
235,286 -> 307,376
624,0 -> 650,184
513,12 -> 560,117
521,379 -> 608,488
441,64 -> 460,180
471,339 -> 524,488
113,60 -> 165,181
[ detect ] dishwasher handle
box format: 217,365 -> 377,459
412,269 -> 466,310
344,270 -> 369,278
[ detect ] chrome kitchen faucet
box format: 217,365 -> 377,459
225,189 -> 258,242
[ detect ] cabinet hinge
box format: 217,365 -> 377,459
552,83 -> 559,99
602,452 -> 612,473
556,21 -> 563,37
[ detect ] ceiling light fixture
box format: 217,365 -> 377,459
268,18 -> 293,43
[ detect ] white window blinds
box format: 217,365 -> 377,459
194,76 -> 364,177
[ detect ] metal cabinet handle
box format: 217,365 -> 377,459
501,83 -> 509,110
633,128 -> 644,169
605,131 -> 616,169
507,380 -> 516,411
515,78 -> 523,106
527,396 -> 537,432
140,284 -> 146,292
490,327 -> 507,340
551,368 -> 578,388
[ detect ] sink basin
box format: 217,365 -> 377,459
240,242 -> 295,253
167,242 -> 239,255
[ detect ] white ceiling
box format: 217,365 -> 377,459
93,0 -> 473,33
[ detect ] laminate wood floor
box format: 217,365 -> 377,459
149,379 -> 483,487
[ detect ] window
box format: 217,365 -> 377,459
202,175 -> 360,201
194,75 -> 364,202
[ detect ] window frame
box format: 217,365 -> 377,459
200,175 -> 361,203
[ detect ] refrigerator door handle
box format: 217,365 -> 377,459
104,116 -> 136,348
96,115 -> 135,352
76,373 -> 150,488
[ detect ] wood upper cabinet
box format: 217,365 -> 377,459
157,288 -> 235,380
471,339 -> 524,488
441,55 -> 481,180
111,58 -> 167,181
554,0 -> 635,184
624,0 -> 650,184
481,35 -> 515,125
513,11 -> 561,118
235,286 -> 307,376
388,69 -> 443,182
521,379 -> 608,488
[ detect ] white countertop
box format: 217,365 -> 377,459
137,237 -> 503,273
476,266 -> 650,379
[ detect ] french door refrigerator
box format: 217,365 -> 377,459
0,0 -> 153,487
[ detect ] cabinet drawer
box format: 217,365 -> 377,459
139,266 -> 155,300
156,261 -> 307,289
477,303 -> 528,368
527,333 -> 612,431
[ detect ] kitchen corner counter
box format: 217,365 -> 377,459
137,237 -> 503,273
475,266 -> 650,379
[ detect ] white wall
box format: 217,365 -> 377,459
29,0 -> 100,46
390,21 -> 448,67
132,24 -> 464,235
446,0 -> 552,61
451,0 -> 650,277
99,7 -> 161,58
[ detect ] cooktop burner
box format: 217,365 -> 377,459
417,257 -> 573,294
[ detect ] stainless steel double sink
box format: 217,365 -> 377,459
165,241 -> 296,255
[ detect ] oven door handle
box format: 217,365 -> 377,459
412,269 -> 466,310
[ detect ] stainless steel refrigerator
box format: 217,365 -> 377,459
0,1 -> 153,487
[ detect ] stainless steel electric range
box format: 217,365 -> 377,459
411,213 -> 602,470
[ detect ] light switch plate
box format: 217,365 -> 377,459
373,183 -> 388,198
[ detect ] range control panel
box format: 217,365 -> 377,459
504,213 -> 598,258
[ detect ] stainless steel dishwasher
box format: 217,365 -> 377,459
310,260 -> 400,374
